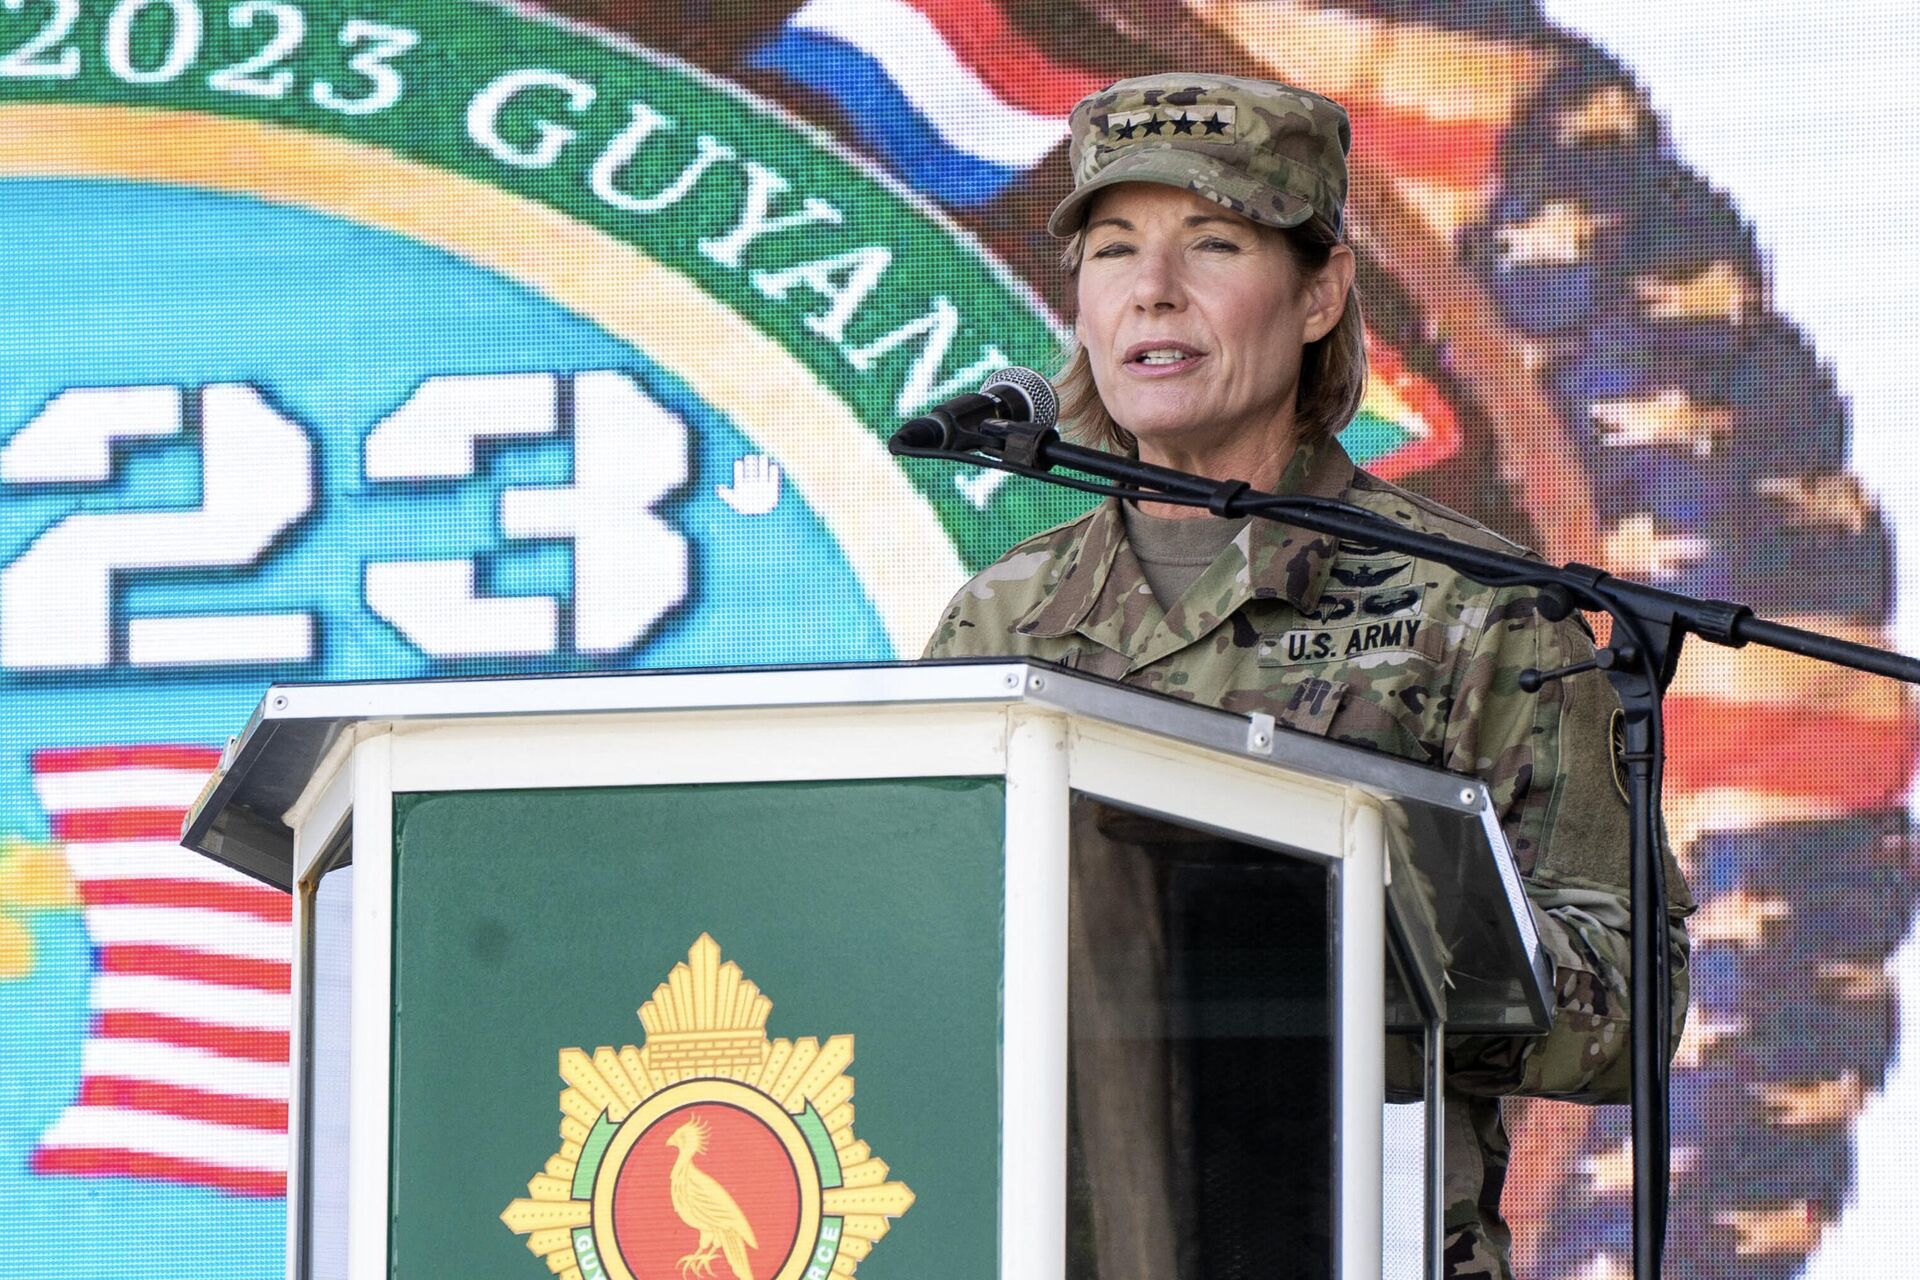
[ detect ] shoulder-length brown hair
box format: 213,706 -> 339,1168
1052,212 -> 1367,453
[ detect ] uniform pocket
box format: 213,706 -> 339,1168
1276,676 -> 1346,736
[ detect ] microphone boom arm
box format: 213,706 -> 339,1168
891,415 -> 1920,1279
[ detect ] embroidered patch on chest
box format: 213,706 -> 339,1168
1326,559 -> 1413,590
1258,617 -> 1430,666
1298,585 -> 1426,623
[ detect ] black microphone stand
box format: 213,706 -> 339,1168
892,416 -> 1920,1278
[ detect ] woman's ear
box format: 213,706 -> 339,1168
1303,243 -> 1356,344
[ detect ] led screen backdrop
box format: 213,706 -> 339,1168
0,0 -> 1913,1276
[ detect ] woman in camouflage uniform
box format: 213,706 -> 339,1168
924,72 -> 1693,1279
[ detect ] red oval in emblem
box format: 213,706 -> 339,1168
611,1102 -> 804,1280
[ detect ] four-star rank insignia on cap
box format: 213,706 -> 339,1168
501,935 -> 915,1280
1105,104 -> 1237,141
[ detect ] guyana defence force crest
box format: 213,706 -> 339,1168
502,937 -> 914,1280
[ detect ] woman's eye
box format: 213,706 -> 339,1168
1091,242 -> 1134,258
1198,237 -> 1240,252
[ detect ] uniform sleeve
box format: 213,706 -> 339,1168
923,582 -> 985,659
1439,586 -> 1695,1102
923,578 -> 999,659
921,544 -> 1064,659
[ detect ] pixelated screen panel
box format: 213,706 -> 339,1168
0,2 -> 1913,1277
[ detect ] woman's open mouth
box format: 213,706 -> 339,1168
1124,344 -> 1206,376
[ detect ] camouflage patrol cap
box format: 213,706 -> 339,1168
1048,73 -> 1351,238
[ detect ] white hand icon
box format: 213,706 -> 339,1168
715,453 -> 781,515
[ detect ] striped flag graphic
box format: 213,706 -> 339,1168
748,0 -> 1104,205
28,745 -> 289,1198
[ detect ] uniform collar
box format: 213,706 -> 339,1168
1014,435 -> 1354,644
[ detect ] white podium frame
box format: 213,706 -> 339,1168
184,661 -> 1546,1280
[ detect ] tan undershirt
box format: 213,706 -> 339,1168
1119,502 -> 1250,608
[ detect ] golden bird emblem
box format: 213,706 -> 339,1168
665,1116 -> 759,1280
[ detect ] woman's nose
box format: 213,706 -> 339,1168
1128,246 -> 1186,312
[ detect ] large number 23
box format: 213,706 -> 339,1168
0,384 -> 313,670
0,373 -> 691,670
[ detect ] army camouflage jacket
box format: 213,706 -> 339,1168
924,436 -> 1693,1273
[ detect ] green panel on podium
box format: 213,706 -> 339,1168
387,778 -> 1006,1280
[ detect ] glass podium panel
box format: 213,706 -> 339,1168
1066,796 -> 1335,1280
301,849 -> 353,1280
1390,802 -> 1542,1033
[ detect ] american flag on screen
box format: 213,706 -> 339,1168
28,746 -> 289,1198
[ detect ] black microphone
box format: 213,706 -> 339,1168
889,367 -> 1059,453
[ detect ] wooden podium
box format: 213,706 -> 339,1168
183,661 -> 1549,1280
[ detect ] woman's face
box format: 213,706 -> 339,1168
1074,183 -> 1348,462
